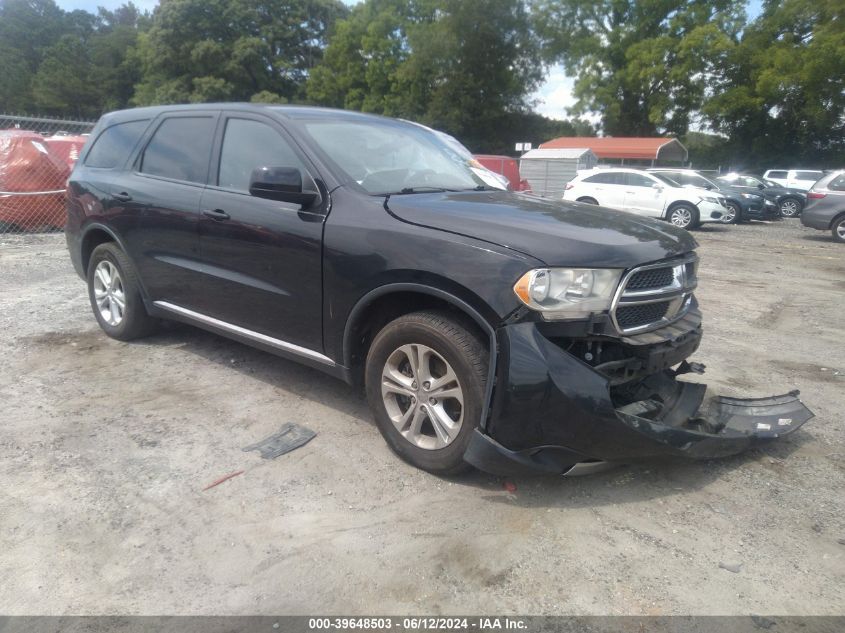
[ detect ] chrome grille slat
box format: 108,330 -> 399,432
611,255 -> 698,334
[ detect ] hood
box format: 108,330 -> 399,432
384,191 -> 698,268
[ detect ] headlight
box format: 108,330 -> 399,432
740,193 -> 762,200
513,268 -> 623,320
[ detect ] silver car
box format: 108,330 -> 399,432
801,170 -> 845,243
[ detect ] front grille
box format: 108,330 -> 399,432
627,267 -> 675,290
611,255 -> 698,333
616,302 -> 670,329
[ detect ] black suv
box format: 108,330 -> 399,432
65,105 -> 812,476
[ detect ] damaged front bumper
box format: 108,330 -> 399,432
464,319 -> 813,476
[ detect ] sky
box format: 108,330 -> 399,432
56,0 -> 766,122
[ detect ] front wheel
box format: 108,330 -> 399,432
780,197 -> 802,217
667,204 -> 699,230
365,311 -> 488,475
832,216 -> 845,243
721,201 -> 741,224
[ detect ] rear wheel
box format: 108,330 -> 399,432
721,201 -> 741,224
365,311 -> 487,475
832,216 -> 845,243
667,204 -> 699,230
780,197 -> 802,217
87,242 -> 158,340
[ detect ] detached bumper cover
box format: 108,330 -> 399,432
464,321 -> 813,476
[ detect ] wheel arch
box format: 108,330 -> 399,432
79,223 -> 151,302
665,199 -> 699,219
829,210 -> 845,230
80,224 -> 122,273
342,282 -> 499,430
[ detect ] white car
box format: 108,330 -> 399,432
563,168 -> 727,229
762,169 -> 824,191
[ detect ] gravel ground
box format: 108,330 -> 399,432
0,219 -> 843,615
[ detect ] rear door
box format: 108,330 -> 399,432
111,112 -> 218,307
193,112 -> 326,352
623,172 -> 665,218
579,172 -> 627,208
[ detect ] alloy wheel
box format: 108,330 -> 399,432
780,199 -> 800,217
670,207 -> 693,228
93,260 -> 125,326
721,203 -> 738,224
380,343 -> 464,450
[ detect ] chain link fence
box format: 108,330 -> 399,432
0,114 -> 96,235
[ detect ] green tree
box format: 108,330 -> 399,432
532,0 -> 745,136
307,0 -> 543,151
0,0 -> 66,111
702,0 -> 845,167
31,34 -> 98,117
131,0 -> 347,106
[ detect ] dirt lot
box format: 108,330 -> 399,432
1,219 -> 843,616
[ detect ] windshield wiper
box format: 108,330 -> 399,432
397,186 -> 454,194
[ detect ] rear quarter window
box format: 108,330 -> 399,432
84,120 -> 150,169
794,171 -> 823,181
827,174 -> 845,191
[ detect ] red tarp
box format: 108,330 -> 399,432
0,130 -> 70,230
44,134 -> 88,169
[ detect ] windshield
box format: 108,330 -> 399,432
300,119 -> 502,195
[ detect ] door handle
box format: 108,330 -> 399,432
112,191 -> 132,202
202,208 -> 230,221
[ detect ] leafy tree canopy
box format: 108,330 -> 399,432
131,0 -> 347,106
532,0 -> 746,137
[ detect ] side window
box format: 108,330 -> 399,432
828,175 -> 845,191
218,118 -> 309,192
626,173 -> 655,188
140,117 -> 216,183
583,173 -> 609,184
767,170 -> 787,179
84,120 -> 150,169
794,171 -> 823,181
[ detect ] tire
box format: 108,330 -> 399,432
365,310 -> 488,475
576,197 -> 598,205
832,216 -> 845,244
667,203 -> 699,230
87,242 -> 158,341
721,201 -> 741,224
779,197 -> 802,217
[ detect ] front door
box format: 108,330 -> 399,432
194,114 -> 326,353
623,172 -> 665,218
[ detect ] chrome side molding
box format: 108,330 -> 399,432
153,300 -> 336,367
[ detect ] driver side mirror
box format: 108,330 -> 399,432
652,183 -> 663,190
249,166 -> 320,208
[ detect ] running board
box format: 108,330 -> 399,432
152,301 -> 335,367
